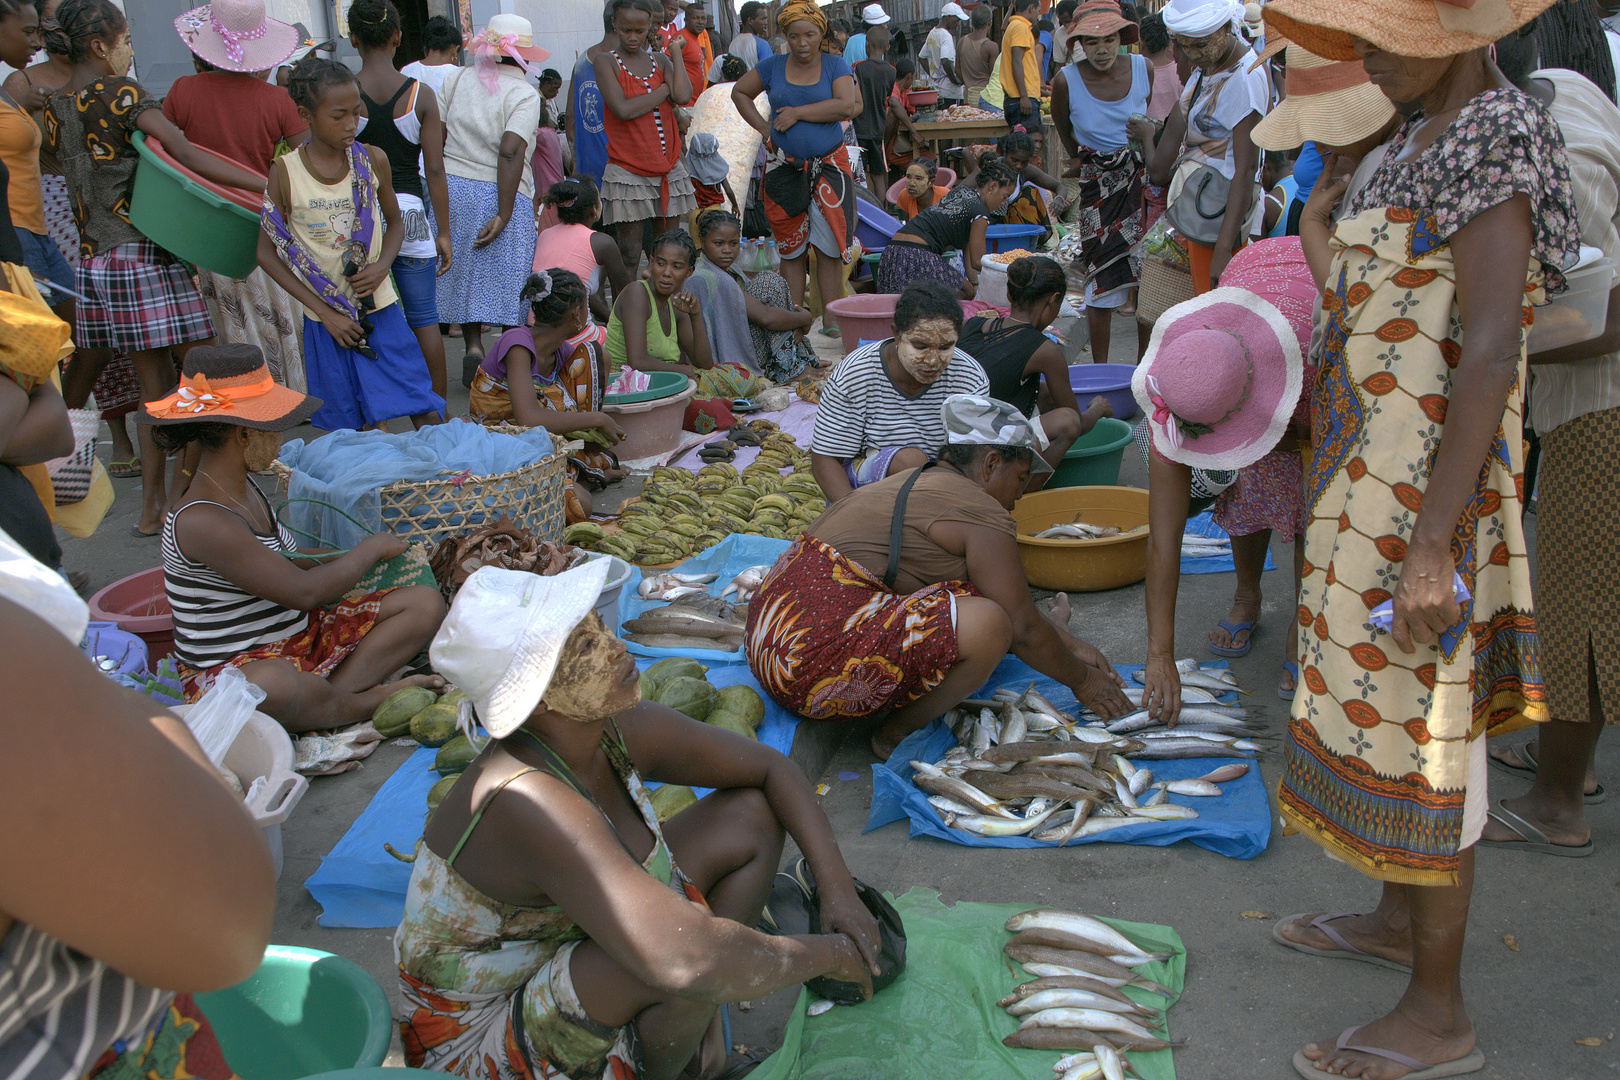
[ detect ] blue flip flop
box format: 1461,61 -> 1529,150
1279,659 -> 1298,701
1207,618 -> 1256,658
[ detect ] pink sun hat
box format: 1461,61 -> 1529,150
174,0 -> 301,73
1132,238 -> 1312,471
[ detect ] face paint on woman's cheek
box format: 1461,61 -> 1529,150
103,36 -> 133,77
897,339 -> 951,382
543,625 -> 635,720
244,432 -> 283,473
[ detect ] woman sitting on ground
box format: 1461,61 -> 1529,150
398,561 -> 883,1080
147,344 -> 446,731
749,394 -> 1133,758
687,209 -> 820,382
469,268 -> 629,521
875,153 -> 1018,297
958,254 -> 1112,483
605,228 -> 715,377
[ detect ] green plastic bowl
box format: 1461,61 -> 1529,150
194,945 -> 393,1079
604,369 -> 691,405
130,131 -> 262,279
1047,416 -> 1134,489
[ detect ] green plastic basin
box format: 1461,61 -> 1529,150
299,1072 -> 445,1079
130,131 -> 262,279
1047,416 -> 1134,489
194,945 -> 392,1079
604,368 -> 690,405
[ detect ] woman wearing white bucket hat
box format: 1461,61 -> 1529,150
398,563 -> 883,1080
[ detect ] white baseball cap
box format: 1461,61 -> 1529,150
941,2 -> 970,18
429,561 -> 610,738
862,3 -> 892,25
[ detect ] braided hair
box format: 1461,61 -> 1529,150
651,227 -> 697,266
697,208 -> 741,238
974,152 -> 1019,189
347,0 -> 401,49
720,53 -> 747,81
1535,0 -> 1616,103
996,128 -> 1037,161
45,0 -> 124,63
542,178 -> 601,226
288,55 -> 358,113
523,269 -> 589,327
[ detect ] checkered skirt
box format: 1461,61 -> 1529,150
75,239 -> 214,352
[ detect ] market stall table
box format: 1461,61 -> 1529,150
913,117 -> 1009,160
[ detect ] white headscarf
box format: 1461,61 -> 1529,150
1163,0 -> 1244,36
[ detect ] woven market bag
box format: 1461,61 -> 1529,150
1136,252 -> 1196,325
45,408 -> 100,504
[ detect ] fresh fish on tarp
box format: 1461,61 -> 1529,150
1160,779 -> 1222,797
948,804 -> 1061,836
720,564 -> 773,600
909,761 -> 1016,818
997,976 -> 1141,1010
1006,988 -> 1161,1018
1004,925 -> 1169,965
956,770 -> 1100,804
1195,762 -> 1250,783
1127,742 -> 1257,760
637,571 -> 718,599
1017,1007 -> 1167,1044
1006,910 -> 1171,963
1003,1028 -> 1179,1053
624,632 -> 744,650
1019,960 -> 1174,997
620,615 -> 743,639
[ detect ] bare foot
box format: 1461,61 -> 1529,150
1039,593 -> 1071,627
871,731 -> 898,761
1300,1005 -> 1476,1079
353,673 -> 446,722
1479,791 -> 1591,847
1209,594 -> 1261,653
1488,740 -> 1599,795
1275,911 -> 1413,969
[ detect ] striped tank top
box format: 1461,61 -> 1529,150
0,921 -> 170,1078
161,477 -> 308,670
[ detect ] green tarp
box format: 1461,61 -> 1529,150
750,888 -> 1185,1080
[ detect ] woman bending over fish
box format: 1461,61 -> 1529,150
1136,238 -> 1315,722
745,395 -> 1134,760
398,561 -> 881,1080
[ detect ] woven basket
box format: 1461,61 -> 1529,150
274,425 -> 571,548
1135,253 -> 1196,325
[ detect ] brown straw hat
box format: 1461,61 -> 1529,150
1262,0 -> 1556,61
1252,42 -> 1398,150
138,343 -> 320,430
1068,0 -> 1141,46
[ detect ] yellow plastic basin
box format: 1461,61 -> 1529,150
1013,485 -> 1150,592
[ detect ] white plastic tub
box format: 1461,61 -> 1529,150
170,706 -> 308,878
590,554 -> 633,630
1528,246 -> 1617,353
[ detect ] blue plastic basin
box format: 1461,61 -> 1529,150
1069,362 -> 1139,421
984,223 -> 1045,254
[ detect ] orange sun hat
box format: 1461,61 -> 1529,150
138,343 -> 320,430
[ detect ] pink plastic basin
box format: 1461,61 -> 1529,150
88,566 -> 174,662
882,168 -> 959,207
602,377 -> 697,460
824,294 -> 979,357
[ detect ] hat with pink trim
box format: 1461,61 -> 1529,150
1131,277 -> 1304,472
174,0 -> 300,74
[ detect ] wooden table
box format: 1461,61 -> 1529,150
912,118 -> 1010,161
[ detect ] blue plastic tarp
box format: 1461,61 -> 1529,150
1181,510 -> 1279,575
304,657 -> 802,928
864,655 -> 1272,859
615,533 -> 790,661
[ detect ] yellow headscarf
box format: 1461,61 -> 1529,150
777,0 -> 832,51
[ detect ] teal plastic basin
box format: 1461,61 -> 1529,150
130,131 -> 262,278
604,369 -> 690,405
194,945 -> 392,1079
1047,416 -> 1134,488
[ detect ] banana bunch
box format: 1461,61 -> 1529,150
567,427 -> 828,567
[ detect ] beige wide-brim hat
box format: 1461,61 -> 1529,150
1252,42 -> 1397,150
429,561 -> 611,738
1262,0 -> 1556,61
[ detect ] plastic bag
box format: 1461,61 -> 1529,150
182,667 -> 267,765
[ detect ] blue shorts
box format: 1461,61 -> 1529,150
844,446 -> 929,488
302,302 -> 445,430
15,227 -> 74,295
391,254 -> 439,329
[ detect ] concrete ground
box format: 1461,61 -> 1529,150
60,316 -> 1619,1079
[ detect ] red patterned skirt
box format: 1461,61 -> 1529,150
744,535 -> 974,720
179,590 -> 394,699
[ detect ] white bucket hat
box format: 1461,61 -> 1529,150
429,561 -> 610,738
862,3 -> 893,25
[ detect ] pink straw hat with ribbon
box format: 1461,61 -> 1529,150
473,13 -> 550,92
1132,238 -> 1311,471
174,0 -> 301,73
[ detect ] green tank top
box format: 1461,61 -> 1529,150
605,280 -> 682,369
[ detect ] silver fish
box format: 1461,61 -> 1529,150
1007,989 -> 1156,1017
1130,744 -> 1258,760
1105,710 -> 1156,734
1195,762 -> 1251,783
971,714 -> 994,754
1002,707 -> 1029,745
1058,1064 -> 1103,1080
1017,1008 -> 1165,1042
1004,910 -> 1163,962
1094,1042 -> 1128,1080
1162,779 -> 1221,797
909,761 -> 1016,818
1112,775 -> 1139,810
1134,804 -> 1198,820
1034,799 -> 1094,844
1141,785 -> 1169,807
950,804 -> 1060,836
1024,797 -> 1052,818
927,794 -> 979,816
1021,689 -> 1072,718
1128,768 -> 1154,797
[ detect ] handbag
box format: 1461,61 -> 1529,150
1164,70 -> 1260,248
44,408 -> 100,505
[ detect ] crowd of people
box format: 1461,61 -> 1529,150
3,0 -> 1620,1077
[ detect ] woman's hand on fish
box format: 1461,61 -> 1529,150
1075,667 -> 1133,720
1141,655 -> 1182,727
816,877 -> 884,977
1389,542 -> 1459,654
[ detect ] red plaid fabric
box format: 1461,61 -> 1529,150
74,238 -> 214,351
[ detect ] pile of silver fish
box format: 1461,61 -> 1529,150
623,570 -> 763,650
998,907 -> 1182,1076
1180,533 -> 1232,558
911,666 -> 1265,842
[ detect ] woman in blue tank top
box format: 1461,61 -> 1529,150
1049,0 -> 1152,363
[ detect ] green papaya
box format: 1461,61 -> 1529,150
425,774 -> 457,813
434,733 -> 482,775
648,783 -> 698,821
707,711 -> 758,741
655,675 -> 719,722
409,702 -> 459,747
438,687 -> 469,709
643,656 -> 708,691
713,685 -> 765,729
373,686 -> 438,738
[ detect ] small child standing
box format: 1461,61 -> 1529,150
257,57 -> 444,431
682,132 -> 737,232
